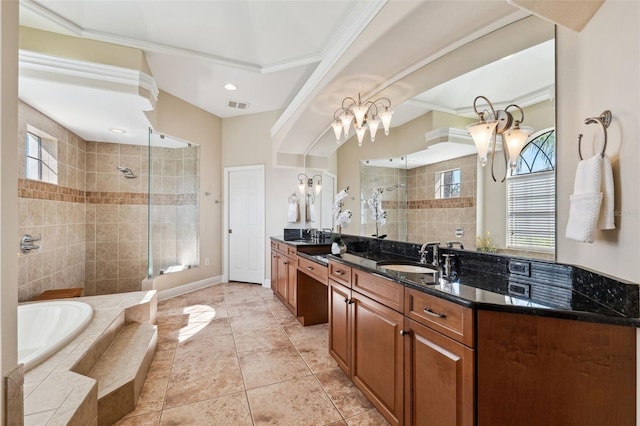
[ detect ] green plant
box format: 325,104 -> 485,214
476,231 -> 497,253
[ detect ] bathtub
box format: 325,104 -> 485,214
18,300 -> 94,371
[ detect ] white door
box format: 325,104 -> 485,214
228,167 -> 264,284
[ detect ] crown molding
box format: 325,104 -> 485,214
19,50 -> 159,108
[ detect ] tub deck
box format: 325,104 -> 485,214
22,290 -> 157,425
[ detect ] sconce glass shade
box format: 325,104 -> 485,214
467,120 -> 499,166
331,120 -> 343,142
355,125 -> 367,147
340,113 -> 353,139
315,181 -> 322,194
504,125 -> 533,169
379,108 -> 394,136
298,180 -> 306,193
368,117 -> 380,142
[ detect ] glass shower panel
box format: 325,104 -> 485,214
148,129 -> 200,276
359,156 -> 408,241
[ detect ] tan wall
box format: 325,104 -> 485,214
556,1 -> 640,283
222,110 -> 301,282
146,91 -> 222,291
19,27 -> 151,74
1,2 -> 20,420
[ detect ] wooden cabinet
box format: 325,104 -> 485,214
476,310 -> 635,426
403,288 -> 475,426
270,240 -> 329,326
328,279 -> 350,373
328,262 -> 405,426
404,318 -> 474,426
270,243 -> 297,309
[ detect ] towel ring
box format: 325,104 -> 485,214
578,110 -> 611,160
288,193 -> 298,203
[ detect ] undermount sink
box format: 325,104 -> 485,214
377,261 -> 438,274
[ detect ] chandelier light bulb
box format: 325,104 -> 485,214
368,117 -> 380,142
339,113 -> 354,139
331,120 -> 343,141
379,108 -> 394,135
355,126 -> 367,147
352,104 -> 368,129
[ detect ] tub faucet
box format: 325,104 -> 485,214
419,242 -> 440,266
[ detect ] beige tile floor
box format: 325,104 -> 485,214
115,282 -> 389,425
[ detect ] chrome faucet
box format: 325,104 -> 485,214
418,242 -> 440,266
446,241 -> 464,249
20,234 -> 41,254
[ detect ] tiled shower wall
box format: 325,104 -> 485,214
150,145 -> 199,275
360,164 -> 408,241
407,154 -> 477,249
85,141 -> 149,296
17,101 -> 150,301
17,102 -> 87,302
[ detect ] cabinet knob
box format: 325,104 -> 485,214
344,297 -> 349,303
348,298 -> 355,304
400,330 -> 410,336
334,270 -> 344,276
307,266 -> 314,271
283,261 -> 288,265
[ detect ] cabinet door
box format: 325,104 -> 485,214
351,293 -> 404,426
328,279 -> 350,374
276,255 -> 288,301
405,318 -> 474,426
286,259 -> 297,313
270,250 -> 278,293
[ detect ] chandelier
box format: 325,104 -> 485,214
466,95 -> 533,182
331,93 -> 394,147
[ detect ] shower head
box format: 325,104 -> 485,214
117,166 -> 136,179
385,184 -> 406,191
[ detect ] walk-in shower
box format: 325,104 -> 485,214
148,129 -> 200,277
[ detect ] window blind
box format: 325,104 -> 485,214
507,171 -> 555,251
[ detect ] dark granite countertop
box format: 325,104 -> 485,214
271,235 -> 640,327
328,252 -> 640,328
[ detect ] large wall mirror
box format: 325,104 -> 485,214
304,16 -> 556,260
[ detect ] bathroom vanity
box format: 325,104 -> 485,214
270,238 -> 331,325
272,234 -> 639,426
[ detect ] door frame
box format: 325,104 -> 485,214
223,164 -> 266,285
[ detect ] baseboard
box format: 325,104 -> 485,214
157,275 -> 223,301
263,279 -> 272,288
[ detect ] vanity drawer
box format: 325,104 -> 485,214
405,288 -> 474,347
278,242 -> 297,258
271,240 -> 278,250
352,269 -> 404,312
328,261 -> 352,286
298,257 -> 328,284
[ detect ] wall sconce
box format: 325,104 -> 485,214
298,173 -> 322,194
466,96 -> 533,182
331,93 -> 394,147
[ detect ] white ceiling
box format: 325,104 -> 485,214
17,0 -> 552,156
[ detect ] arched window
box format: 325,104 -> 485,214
507,128 -> 555,251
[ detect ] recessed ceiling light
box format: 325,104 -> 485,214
109,128 -> 126,134
224,83 -> 238,91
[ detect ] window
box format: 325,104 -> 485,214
435,168 -> 460,199
507,129 -> 555,251
26,130 -> 58,184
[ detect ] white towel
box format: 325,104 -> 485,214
565,153 -> 615,243
288,200 -> 298,223
306,194 -> 316,223
598,154 -> 615,230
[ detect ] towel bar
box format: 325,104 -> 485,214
578,110 -> 611,160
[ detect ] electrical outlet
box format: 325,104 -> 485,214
204,257 -> 210,266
